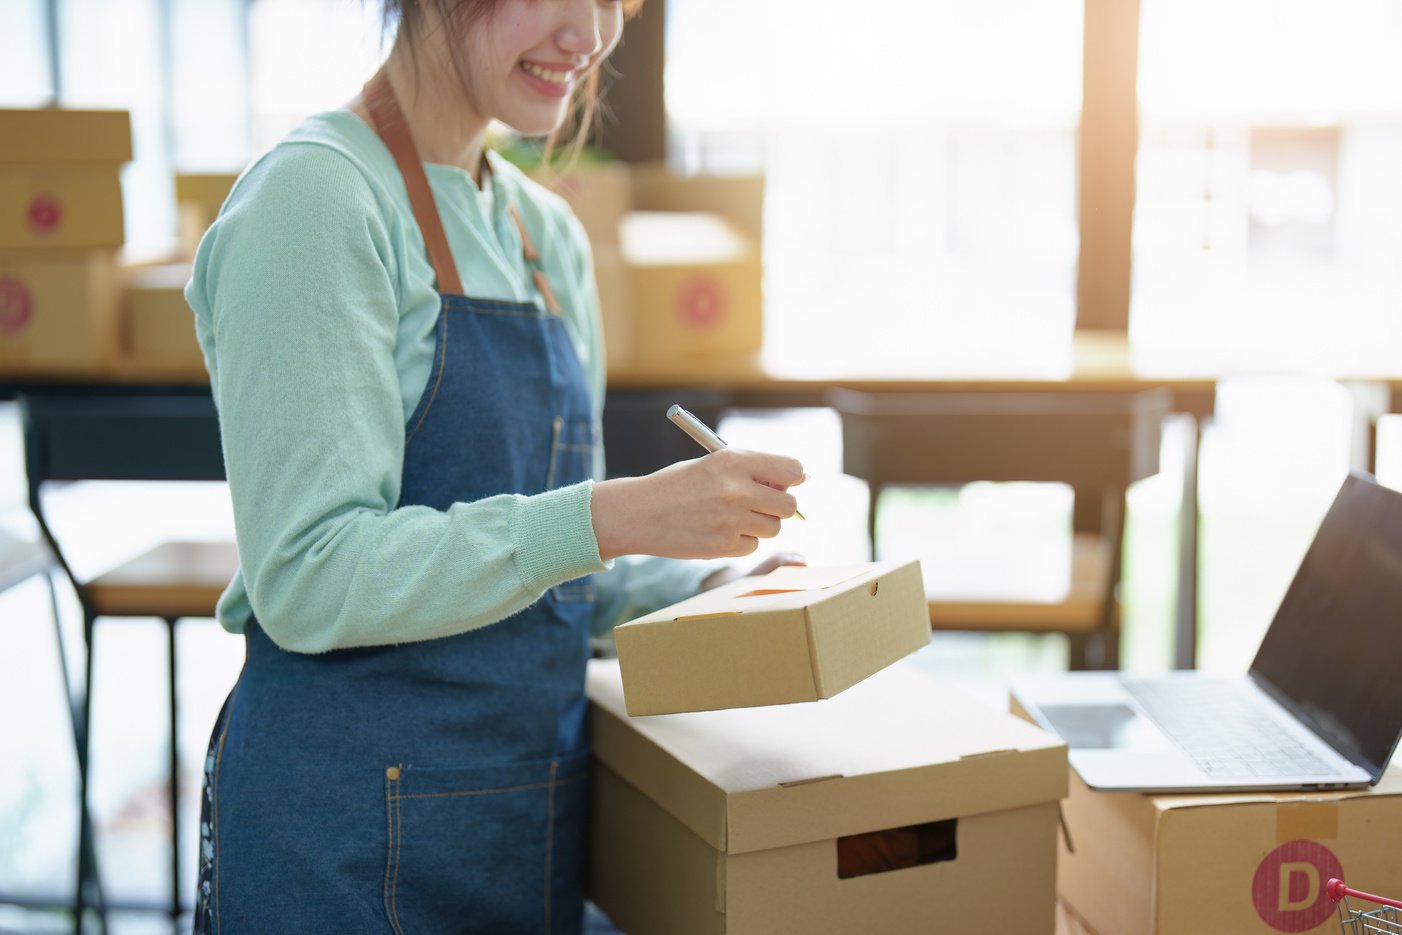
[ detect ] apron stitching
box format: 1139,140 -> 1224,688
392,776 -> 406,934
546,417 -> 563,491
544,760 -> 558,934
404,306 -> 449,448
211,680 -> 242,935
395,773 -> 583,801
384,770 -> 399,935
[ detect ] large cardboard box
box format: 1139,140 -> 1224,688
0,166 -> 125,249
614,561 -> 930,716
0,250 -> 121,371
615,211 -> 762,363
587,658 -> 1068,935
1014,687 -> 1402,935
0,108 -> 133,165
122,263 -> 203,370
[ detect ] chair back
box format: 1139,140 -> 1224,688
18,392 -> 226,588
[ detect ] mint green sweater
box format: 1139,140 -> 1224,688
186,110 -> 709,654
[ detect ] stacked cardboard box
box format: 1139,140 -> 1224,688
1008,697 -> 1402,934
174,171 -> 239,260
537,161 -> 765,371
0,108 -> 131,373
587,658 -> 1068,934
122,262 -> 204,372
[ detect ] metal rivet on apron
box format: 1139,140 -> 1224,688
386,766 -> 401,781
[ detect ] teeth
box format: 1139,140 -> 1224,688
521,62 -> 569,84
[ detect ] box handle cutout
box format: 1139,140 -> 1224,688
867,580 -> 879,596
836,818 -> 957,879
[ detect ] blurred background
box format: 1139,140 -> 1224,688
3,0 -> 1402,931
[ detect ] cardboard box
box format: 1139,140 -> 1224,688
590,243 -> 632,368
0,166 -> 126,249
122,263 -> 203,369
0,108 -> 132,165
174,172 -> 240,259
615,211 -> 762,362
630,163 -> 765,245
1010,700 -> 1402,935
614,560 -> 930,716
0,250 -> 121,371
587,658 -> 1069,935
534,161 -> 631,246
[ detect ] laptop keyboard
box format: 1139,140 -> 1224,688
1123,679 -> 1336,778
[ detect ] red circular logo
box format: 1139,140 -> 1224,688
0,276 -> 35,335
675,276 -> 728,332
27,194 -> 63,235
1251,840 -> 1344,932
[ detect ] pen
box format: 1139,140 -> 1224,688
666,404 -> 806,520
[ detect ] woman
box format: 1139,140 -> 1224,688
186,0 -> 803,931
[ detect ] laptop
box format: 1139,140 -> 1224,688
1011,470 -> 1402,793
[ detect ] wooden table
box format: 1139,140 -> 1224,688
34,333 -> 1374,669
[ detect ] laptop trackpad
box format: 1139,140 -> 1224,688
1038,703 -> 1173,751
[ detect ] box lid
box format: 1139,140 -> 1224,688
0,109 -> 132,164
587,658 -> 1067,856
613,561 -> 932,715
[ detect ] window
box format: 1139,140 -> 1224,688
666,0 -> 1085,373
1133,0 -> 1402,372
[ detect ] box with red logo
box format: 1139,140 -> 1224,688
0,250 -> 121,372
1051,761 -> 1402,934
613,210 -> 761,363
0,109 -> 131,249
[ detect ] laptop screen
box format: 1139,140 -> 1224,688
1250,472 -> 1402,780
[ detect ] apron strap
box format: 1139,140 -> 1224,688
362,71 -> 564,316
362,72 -> 465,296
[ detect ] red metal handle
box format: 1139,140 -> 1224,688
1327,878 -> 1402,911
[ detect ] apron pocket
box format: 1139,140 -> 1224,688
383,752 -> 589,935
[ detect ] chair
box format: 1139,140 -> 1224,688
20,392 -> 237,934
831,388 -> 1170,670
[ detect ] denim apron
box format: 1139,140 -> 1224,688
194,74 -> 596,934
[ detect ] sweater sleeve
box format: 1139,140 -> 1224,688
187,143 -> 607,654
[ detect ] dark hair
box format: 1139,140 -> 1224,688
378,0 -> 643,165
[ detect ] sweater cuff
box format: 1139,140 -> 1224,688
510,481 -> 610,592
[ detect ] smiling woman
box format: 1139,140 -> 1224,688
185,0 -> 805,932
379,0 -> 644,165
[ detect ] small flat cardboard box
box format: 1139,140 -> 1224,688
122,263 -> 203,370
615,211 -> 762,363
587,658 -> 1069,935
0,108 -> 132,165
0,166 -> 125,249
1011,699 -> 1402,935
614,560 -> 930,716
0,249 -> 121,372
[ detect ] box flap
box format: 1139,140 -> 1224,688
618,563 -> 888,626
587,658 -> 1067,855
1150,768 -> 1402,814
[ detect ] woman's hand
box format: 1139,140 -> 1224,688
700,550 -> 807,592
591,449 -> 805,562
